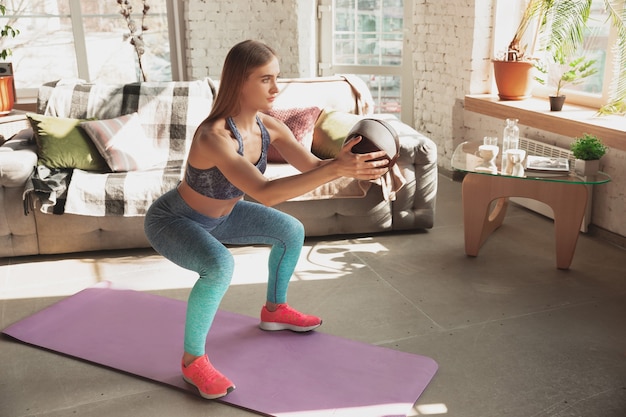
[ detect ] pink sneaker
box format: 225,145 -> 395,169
259,304 -> 322,332
182,355 -> 235,399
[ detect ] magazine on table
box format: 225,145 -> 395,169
525,155 -> 570,172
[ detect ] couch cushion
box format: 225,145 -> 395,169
80,113 -> 168,172
26,113 -> 108,171
312,110 -> 363,159
265,107 -> 321,163
0,138 -> 39,187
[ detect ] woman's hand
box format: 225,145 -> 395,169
333,136 -> 390,180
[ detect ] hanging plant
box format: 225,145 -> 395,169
117,0 -> 150,82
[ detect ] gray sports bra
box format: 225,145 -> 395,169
184,116 -> 269,200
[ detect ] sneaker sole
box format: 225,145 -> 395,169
259,320 -> 322,332
182,375 -> 235,400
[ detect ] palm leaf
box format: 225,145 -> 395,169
599,0 -> 626,115
541,0 -> 593,60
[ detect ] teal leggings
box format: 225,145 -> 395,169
144,188 -> 305,356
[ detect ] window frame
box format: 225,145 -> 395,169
318,0 -> 413,124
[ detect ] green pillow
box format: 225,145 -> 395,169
27,113 -> 108,171
311,109 -> 363,159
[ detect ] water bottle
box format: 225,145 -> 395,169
501,119 -> 519,173
502,118 -> 519,155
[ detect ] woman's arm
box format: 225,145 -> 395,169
198,122 -> 389,207
258,113 -> 324,172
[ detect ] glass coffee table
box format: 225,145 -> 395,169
451,141 -> 611,269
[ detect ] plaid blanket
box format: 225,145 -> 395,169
35,78 -> 215,216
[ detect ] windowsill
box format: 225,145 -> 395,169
14,98 -> 37,113
464,95 -> 626,152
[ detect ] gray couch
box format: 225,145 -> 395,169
0,76 -> 437,257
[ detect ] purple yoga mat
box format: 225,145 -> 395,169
3,285 -> 438,417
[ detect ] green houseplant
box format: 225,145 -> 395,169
493,0 -> 625,110
535,56 -> 598,111
493,0 -> 594,100
570,133 -> 608,175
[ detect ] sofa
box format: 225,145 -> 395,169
0,76 -> 437,258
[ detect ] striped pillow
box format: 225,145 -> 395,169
80,113 -> 167,172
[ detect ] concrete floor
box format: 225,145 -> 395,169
1,174 -> 625,417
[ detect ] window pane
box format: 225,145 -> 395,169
0,0 -> 171,90
0,1 -> 78,89
333,0 -> 403,66
82,2 -> 171,84
567,0 -> 609,94
358,74 -> 402,116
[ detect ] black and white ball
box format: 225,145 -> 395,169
343,118 -> 400,167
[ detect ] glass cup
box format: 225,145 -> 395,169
483,136 -> 498,147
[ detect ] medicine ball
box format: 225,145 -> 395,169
343,118 -> 400,167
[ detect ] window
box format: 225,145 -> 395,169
0,0 -> 184,101
318,0 -> 411,123
558,0 -> 624,110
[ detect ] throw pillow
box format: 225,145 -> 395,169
312,109 -> 363,159
265,107 -> 321,163
27,113 -> 109,172
80,113 -> 167,172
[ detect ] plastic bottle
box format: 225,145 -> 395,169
502,118 -> 519,155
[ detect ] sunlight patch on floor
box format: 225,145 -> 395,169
272,402 -> 415,416
412,403 -> 449,415
0,239 -> 390,300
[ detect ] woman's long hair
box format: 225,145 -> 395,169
207,40 -> 278,123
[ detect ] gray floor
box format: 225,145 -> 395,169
1,174 -> 625,417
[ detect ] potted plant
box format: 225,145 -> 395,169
493,0 -> 626,107
535,56 -> 598,111
0,4 -> 19,115
570,133 -> 608,176
493,0 -> 594,100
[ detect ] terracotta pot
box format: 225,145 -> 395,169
0,75 -> 15,115
492,60 -> 535,100
549,95 -> 566,111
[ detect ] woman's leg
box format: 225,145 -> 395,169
145,190 -> 234,356
211,201 -> 321,331
211,200 -> 304,303
144,190 -> 236,398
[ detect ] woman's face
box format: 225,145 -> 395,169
240,56 -> 280,112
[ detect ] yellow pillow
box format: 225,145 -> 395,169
311,109 -> 362,159
27,113 -> 108,171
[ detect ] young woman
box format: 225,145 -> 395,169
144,40 -> 389,400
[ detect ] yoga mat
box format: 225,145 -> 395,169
3,285 -> 438,417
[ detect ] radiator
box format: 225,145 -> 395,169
512,137 -> 592,233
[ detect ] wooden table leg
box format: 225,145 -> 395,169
461,173 -> 588,269
546,183 -> 588,269
462,175 -> 508,256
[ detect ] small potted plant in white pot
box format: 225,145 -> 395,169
570,133 -> 608,176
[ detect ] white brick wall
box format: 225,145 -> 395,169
184,0 -> 303,80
